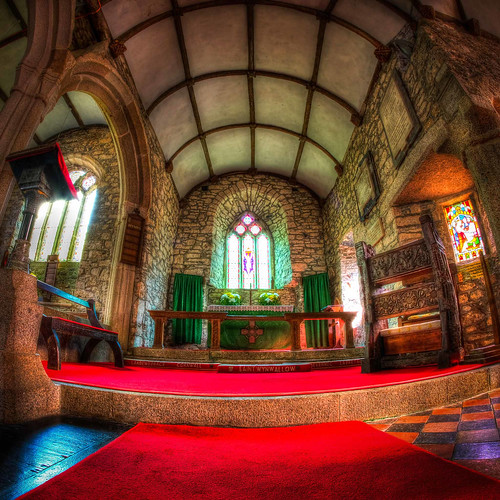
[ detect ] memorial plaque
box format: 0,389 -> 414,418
365,218 -> 385,247
379,71 -> 421,167
354,152 -> 381,222
457,261 -> 483,281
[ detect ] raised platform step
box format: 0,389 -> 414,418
124,358 -> 362,373
131,346 -> 364,365
461,345 -> 500,364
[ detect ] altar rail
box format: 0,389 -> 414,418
148,310 -> 357,351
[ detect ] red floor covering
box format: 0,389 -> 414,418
44,361 -> 486,397
20,421 -> 500,500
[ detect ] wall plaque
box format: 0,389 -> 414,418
379,70 -> 421,167
354,152 -> 381,222
365,218 -> 385,247
120,211 -> 145,267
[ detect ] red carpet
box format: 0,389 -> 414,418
44,361 -> 486,396
20,421 -> 500,499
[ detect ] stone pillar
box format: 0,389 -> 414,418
0,269 -> 60,423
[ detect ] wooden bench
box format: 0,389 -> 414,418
355,214 -> 463,372
37,280 -> 124,370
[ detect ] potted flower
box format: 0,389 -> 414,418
220,292 -> 242,305
258,292 -> 280,305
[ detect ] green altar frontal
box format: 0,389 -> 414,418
207,306 -> 294,350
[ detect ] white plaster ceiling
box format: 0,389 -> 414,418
1,0 -> 499,198
102,0 -> 428,198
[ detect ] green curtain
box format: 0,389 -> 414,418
172,273 -> 203,344
303,273 -> 332,348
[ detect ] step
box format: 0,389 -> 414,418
125,357 -> 362,373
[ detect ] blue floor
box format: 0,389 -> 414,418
0,416 -> 131,499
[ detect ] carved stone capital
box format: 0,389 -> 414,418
109,40 -> 127,58
374,45 -> 392,63
419,5 -> 436,19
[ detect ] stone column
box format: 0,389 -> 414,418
0,269 -> 60,423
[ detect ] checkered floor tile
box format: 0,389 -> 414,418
367,389 -> 500,480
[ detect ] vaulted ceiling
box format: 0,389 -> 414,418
1,0 -> 499,199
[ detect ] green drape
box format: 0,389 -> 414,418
303,273 -> 332,348
172,273 -> 203,344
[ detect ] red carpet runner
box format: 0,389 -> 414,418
44,361 -> 486,396
20,421 -> 499,499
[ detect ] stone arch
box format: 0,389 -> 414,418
210,178 -> 293,289
57,52 -> 152,212
63,152 -> 105,180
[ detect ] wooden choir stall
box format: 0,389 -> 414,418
356,214 -> 463,372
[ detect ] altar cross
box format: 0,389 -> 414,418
241,320 -> 264,344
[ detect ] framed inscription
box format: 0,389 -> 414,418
354,152 -> 381,222
365,218 -> 385,247
379,70 -> 421,167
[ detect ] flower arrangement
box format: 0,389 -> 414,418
258,292 -> 280,305
220,292 -> 242,305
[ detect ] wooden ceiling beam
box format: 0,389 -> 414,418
171,0 -> 214,178
247,2 -> 256,171
291,1 -> 336,180
146,69 -> 360,120
117,0 -> 384,49
6,0 -> 27,31
167,122 -> 340,169
63,94 -> 85,128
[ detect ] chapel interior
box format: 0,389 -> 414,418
1,0 -> 500,498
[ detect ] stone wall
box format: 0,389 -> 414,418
167,173 -> 327,345
130,142 -> 179,348
322,19 -> 500,351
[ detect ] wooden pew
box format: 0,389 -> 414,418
356,214 -> 463,372
37,280 -> 124,370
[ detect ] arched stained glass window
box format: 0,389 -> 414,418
444,199 -> 485,262
226,213 -> 272,289
28,170 -> 97,262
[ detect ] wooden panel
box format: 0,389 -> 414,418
369,239 -> 431,285
373,282 -> 438,320
383,329 -> 442,355
120,212 -> 145,267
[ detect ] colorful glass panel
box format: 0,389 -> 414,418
242,214 -> 254,225
226,233 -> 240,288
257,233 -> 270,289
250,224 -> 261,235
444,199 -> 485,262
38,200 -> 65,261
57,192 -> 83,261
242,233 -> 256,289
235,224 -> 246,235
29,202 -> 49,260
82,175 -> 96,191
72,190 -> 96,262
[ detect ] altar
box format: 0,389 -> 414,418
207,305 -> 294,350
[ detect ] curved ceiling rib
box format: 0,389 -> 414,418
117,0 -> 385,49
167,123 -> 341,168
146,70 -> 360,119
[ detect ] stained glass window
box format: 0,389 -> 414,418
28,170 -> 97,263
225,213 -> 272,289
257,234 -> 270,289
444,199 -> 485,262
227,234 -> 240,288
